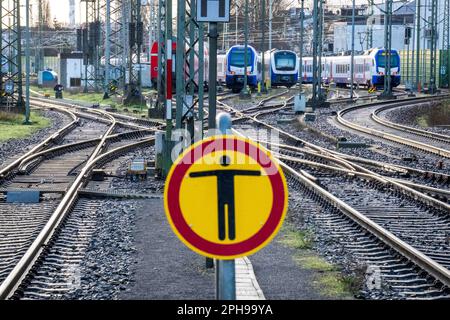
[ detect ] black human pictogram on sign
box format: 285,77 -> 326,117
189,156 -> 261,241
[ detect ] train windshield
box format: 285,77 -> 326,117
229,48 -> 253,67
376,52 -> 399,68
274,52 -> 296,71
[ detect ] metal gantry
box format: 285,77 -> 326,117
260,0 -> 267,93
428,0 -> 438,94
81,0 -> 102,92
156,0 -> 167,116
124,0 -> 144,104
0,0 -> 24,109
380,0 -> 393,99
367,0 -> 374,49
309,0 -> 325,109
175,0 -> 205,141
240,0 -> 251,98
35,0 -> 44,74
442,0 -> 450,88
299,0 -> 304,92
101,0 -> 126,99
415,0 -> 421,92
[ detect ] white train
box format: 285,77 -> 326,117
262,49 -> 299,88
225,45 -> 260,92
300,48 -> 401,88
217,54 -> 227,85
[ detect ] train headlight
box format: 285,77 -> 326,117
231,71 -> 235,75
247,71 -> 251,75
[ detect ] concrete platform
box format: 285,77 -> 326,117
120,198 -> 265,300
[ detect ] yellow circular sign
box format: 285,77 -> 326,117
164,135 -> 288,259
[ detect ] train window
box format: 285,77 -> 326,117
229,48 -> 253,67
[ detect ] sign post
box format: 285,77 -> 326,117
198,2 -> 231,271
197,0 -> 231,133
215,113 -> 235,300
164,113 -> 288,300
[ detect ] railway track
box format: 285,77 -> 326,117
2,88 -> 449,299
337,95 -> 450,158
0,100 -> 157,299
218,95 -> 450,298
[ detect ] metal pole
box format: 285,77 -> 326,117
299,0 -> 304,92
222,23 -> 226,51
429,0 -> 437,93
198,23 -> 205,138
24,0 -> 31,124
235,1 -> 238,44
84,1 -> 89,93
208,22 -> 219,131
215,112 -> 236,301
104,0 -> 111,99
176,0 -> 186,130
240,0 -> 250,98
411,21 -> 415,92
444,0 -> 450,88
16,0 -> 23,108
415,0 -> 421,92
311,0 -> 319,109
163,0 -> 173,176
380,0 -> 393,98
367,0 -> 373,49
350,0 -> 355,100
268,0 -> 272,89
406,26 -> 410,88
261,0 -> 267,93
137,0 -> 143,99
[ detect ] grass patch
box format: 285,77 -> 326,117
315,273 -> 356,299
278,222 -> 358,299
30,85 -> 150,117
0,111 -> 51,142
416,115 -> 430,128
278,224 -> 314,250
293,255 -> 335,272
293,252 -> 357,299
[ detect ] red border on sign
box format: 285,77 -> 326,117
166,137 -> 286,256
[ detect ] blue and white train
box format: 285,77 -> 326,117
263,49 -> 299,88
301,48 -> 401,88
226,45 -> 261,92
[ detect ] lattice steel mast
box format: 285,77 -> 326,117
442,0 -> 450,88
428,0 -> 438,93
0,0 -> 24,109
175,0 -> 205,140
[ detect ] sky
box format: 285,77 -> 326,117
44,0 -> 387,24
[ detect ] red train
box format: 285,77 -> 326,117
150,41 -> 209,89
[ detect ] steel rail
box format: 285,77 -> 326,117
282,162 -> 450,289
17,129 -> 154,173
336,95 -> 450,158
233,124 -> 450,288
0,110 -> 155,299
30,95 -> 165,127
372,104 -> 450,144
0,106 -> 79,179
